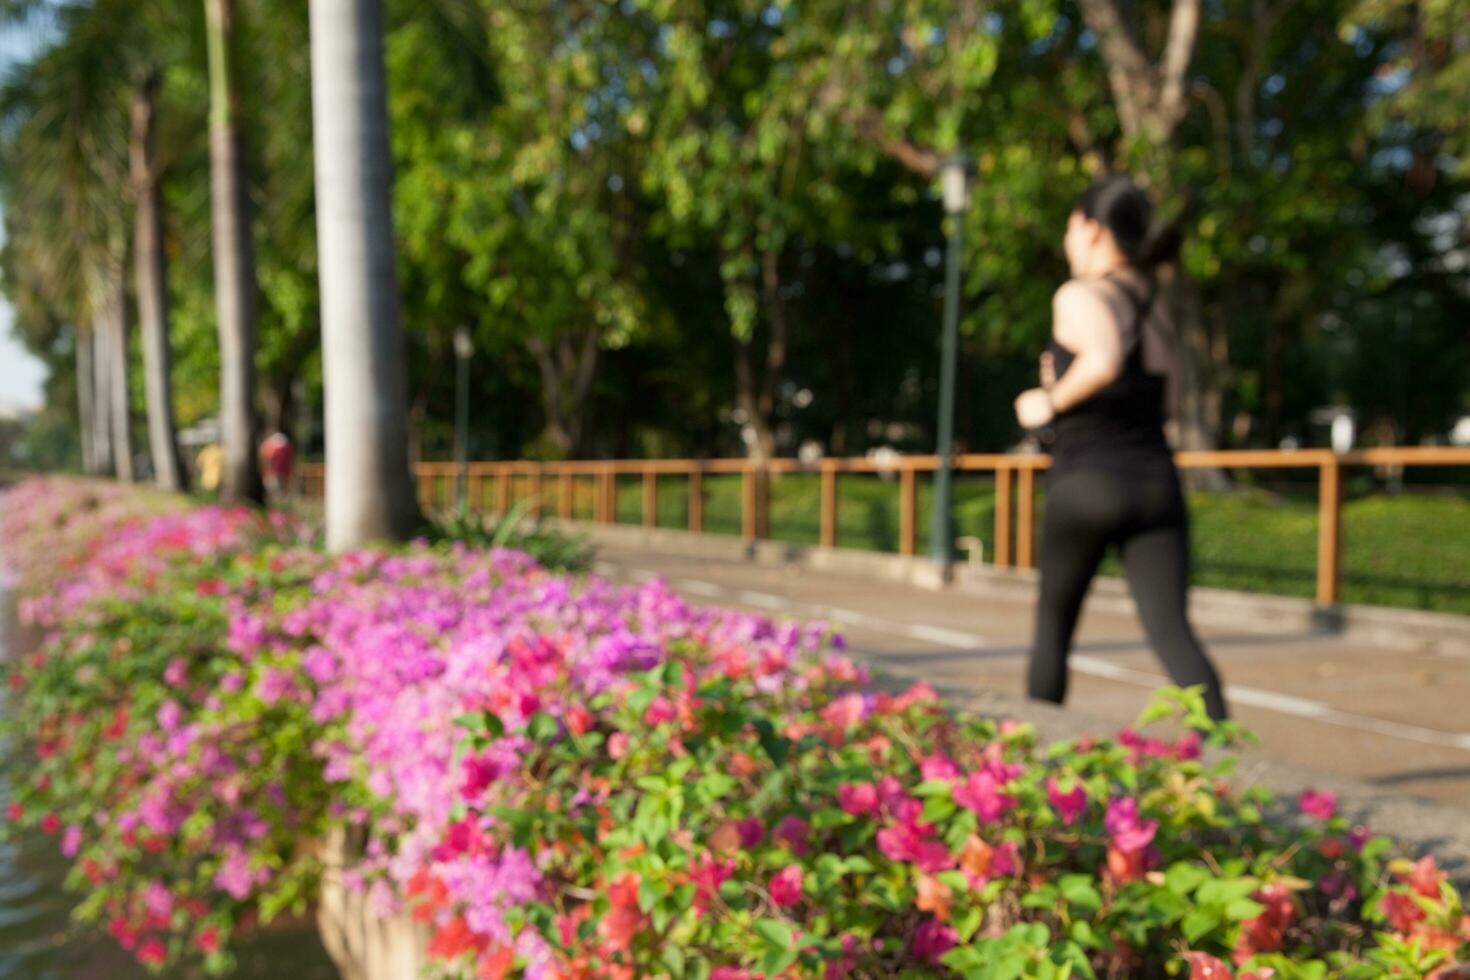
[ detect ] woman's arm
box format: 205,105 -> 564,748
1014,280 -> 1125,428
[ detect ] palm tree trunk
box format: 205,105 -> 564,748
101,261 -> 134,482
309,0 -> 422,548
75,328 -> 97,474
131,74 -> 187,491
90,307 -> 114,476
205,0 -> 263,503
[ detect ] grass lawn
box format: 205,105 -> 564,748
596,473 -> 1468,615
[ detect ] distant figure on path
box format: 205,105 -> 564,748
1012,176 -> 1228,721
259,431 -> 295,499
196,442 -> 223,495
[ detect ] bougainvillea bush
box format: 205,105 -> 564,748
1,478 -> 1467,979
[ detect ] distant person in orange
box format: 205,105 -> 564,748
259,431 -> 295,499
196,442 -> 223,494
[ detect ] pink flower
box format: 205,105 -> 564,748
821,692 -> 867,731
710,969 -> 752,980
1046,776 -> 1087,827
60,825 -> 82,857
644,696 -> 676,725
952,769 -> 1016,823
920,754 -> 960,781
608,732 -> 630,759
1297,788 -> 1337,821
909,917 -> 957,965
1104,797 -> 1158,853
769,865 -> 803,907
775,815 -> 810,855
838,782 -> 878,815
690,853 -> 735,913
143,881 -> 174,919
163,658 -> 188,687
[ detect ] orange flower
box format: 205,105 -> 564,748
916,874 -> 953,921
959,835 -> 993,883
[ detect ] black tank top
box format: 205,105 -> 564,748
1047,274 -> 1172,473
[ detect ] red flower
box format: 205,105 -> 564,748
477,946 -> 515,980
195,926 -> 220,954
4,803 -> 21,822
1380,890 -> 1426,933
1232,884 -> 1295,965
40,813 -> 60,834
136,938 -> 167,967
1185,951 -> 1233,978
598,873 -> 645,951
428,915 -> 488,960
1403,856 -> 1446,899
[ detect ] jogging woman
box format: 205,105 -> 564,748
1012,176 -> 1229,721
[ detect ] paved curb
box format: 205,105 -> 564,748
556,520 -> 1470,656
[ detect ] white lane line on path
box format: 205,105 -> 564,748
903,624 -> 991,649
737,590 -> 791,611
618,564 -> 1470,753
673,578 -> 726,598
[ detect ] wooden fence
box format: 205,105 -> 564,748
299,446 -> 1470,609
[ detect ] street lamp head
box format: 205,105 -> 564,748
453,326 -> 474,361
941,155 -> 971,215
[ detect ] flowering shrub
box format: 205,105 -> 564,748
2,478 -> 1467,979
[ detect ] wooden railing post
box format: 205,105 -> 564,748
599,467 -> 615,524
741,466 -> 756,542
755,468 -> 771,540
820,464 -> 838,549
642,470 -> 658,528
689,468 -> 704,535
558,472 -> 572,520
899,467 -> 917,556
528,467 -> 543,520
495,469 -> 510,516
1316,457 -> 1343,616
1016,465 -> 1036,569
994,465 -> 1013,569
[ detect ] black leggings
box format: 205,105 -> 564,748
1028,464 -> 1228,721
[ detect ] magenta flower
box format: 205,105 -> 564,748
775,815 -> 811,855
952,769 -> 1016,823
909,917 -> 957,965
769,865 -> 803,907
920,754 -> 959,781
1046,776 -> 1088,827
838,782 -> 878,815
1298,788 -> 1337,821
1104,797 -> 1158,853
60,825 -> 82,857
736,817 -> 765,849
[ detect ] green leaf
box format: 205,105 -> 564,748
1182,906 -> 1223,943
753,917 -> 795,949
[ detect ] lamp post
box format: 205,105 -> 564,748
453,325 -> 474,512
929,155 -> 970,565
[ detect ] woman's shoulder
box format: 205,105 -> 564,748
1052,278 -> 1115,318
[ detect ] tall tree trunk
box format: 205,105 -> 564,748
1077,0 -> 1231,487
75,328 -> 97,474
310,0 -> 422,549
206,0 -> 263,504
101,261 -> 134,482
90,305 -> 114,476
528,330 -> 600,458
131,74 -> 187,491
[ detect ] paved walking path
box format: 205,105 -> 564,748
590,543 -> 1470,810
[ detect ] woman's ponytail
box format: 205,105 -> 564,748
1076,176 -> 1182,269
